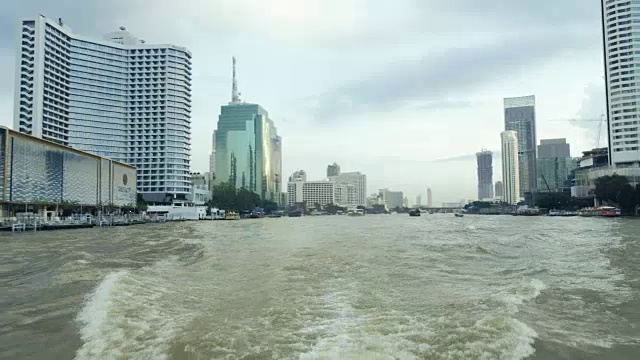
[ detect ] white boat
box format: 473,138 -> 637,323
347,208 -> 365,216
146,200 -> 207,220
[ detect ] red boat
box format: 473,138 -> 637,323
579,206 -> 622,217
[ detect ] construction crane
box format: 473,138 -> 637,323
548,114 -> 607,148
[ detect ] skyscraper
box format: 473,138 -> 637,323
427,188 -> 433,208
601,1 -> 640,167
327,163 -> 341,177
501,131 -> 520,204
213,58 -> 281,202
538,139 -> 570,159
504,95 -> 537,196
416,194 -> 422,207
476,150 -> 494,200
14,16 -> 192,202
495,181 -> 504,198
537,138 -> 574,192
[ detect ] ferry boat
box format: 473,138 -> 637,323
146,200 -> 207,220
579,206 -> 622,217
347,208 -> 365,216
548,210 -> 578,217
409,209 -> 421,217
225,212 -> 240,220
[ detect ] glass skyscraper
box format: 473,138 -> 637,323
504,95 -> 537,196
214,103 -> 281,202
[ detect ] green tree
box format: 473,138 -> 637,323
136,193 -> 148,211
595,175 -> 638,215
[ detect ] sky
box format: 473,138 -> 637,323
0,0 -> 607,205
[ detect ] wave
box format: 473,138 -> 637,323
74,266 -> 186,360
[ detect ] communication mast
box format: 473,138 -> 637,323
231,56 -> 241,104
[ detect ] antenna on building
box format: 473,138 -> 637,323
231,56 -> 240,104
58,18 -> 63,26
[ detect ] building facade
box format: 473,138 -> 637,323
0,126 -> 136,216
476,150 -> 494,200
538,138 -> 570,159
537,138 -> 573,192
326,162 -> 340,177
501,131 -> 520,204
379,189 -> 403,209
504,95 -> 537,196
334,184 -> 357,206
213,103 -> 281,202
302,181 -> 335,208
287,170 -> 307,208
602,1 -> 640,167
329,172 -> 367,206
427,188 -> 432,208
416,194 -> 422,207
14,16 -> 192,203
494,181 -> 504,198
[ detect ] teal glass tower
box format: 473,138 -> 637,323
214,103 -> 281,201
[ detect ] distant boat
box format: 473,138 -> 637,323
347,208 -> 365,216
409,209 -> 421,217
454,213 -> 464,218
288,210 -> 302,217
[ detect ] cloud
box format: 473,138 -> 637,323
308,29 -> 599,121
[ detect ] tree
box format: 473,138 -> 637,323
136,193 -> 148,211
595,175 -> 638,215
261,200 -> 279,214
535,192 -> 573,210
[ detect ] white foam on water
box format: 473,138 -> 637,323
74,267 -> 185,360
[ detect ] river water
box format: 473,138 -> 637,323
0,215 -> 639,359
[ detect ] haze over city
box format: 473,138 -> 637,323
0,0 -> 606,203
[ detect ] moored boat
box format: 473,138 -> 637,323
579,206 -> 621,217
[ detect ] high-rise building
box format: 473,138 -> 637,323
495,181 -> 504,198
537,139 -> 574,192
329,172 -> 367,206
379,189 -> 403,209
476,150 -> 494,200
538,139 -> 570,159
334,184 -> 357,206
287,170 -> 307,208
213,58 -> 281,202
501,131 -> 520,204
327,162 -> 341,177
427,188 -> 433,208
602,1 -> 640,167
14,16 -> 192,203
504,95 -> 537,196
416,194 -> 422,207
209,131 -> 216,180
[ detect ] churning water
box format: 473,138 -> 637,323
1,215 -> 639,359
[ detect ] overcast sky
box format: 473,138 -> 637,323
0,0 -> 607,205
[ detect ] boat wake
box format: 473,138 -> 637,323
74,261 -> 192,360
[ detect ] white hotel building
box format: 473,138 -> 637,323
501,131 -> 520,205
14,16 -> 192,203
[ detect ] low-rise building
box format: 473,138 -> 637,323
0,126 -> 136,217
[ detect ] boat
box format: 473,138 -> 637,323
288,210 -> 302,217
409,209 -> 421,217
224,212 -> 240,220
454,213 -> 464,218
579,206 -> 622,217
146,200 -> 207,220
548,210 -> 578,217
347,208 -> 365,216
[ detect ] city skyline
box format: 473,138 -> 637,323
0,1 -> 608,203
